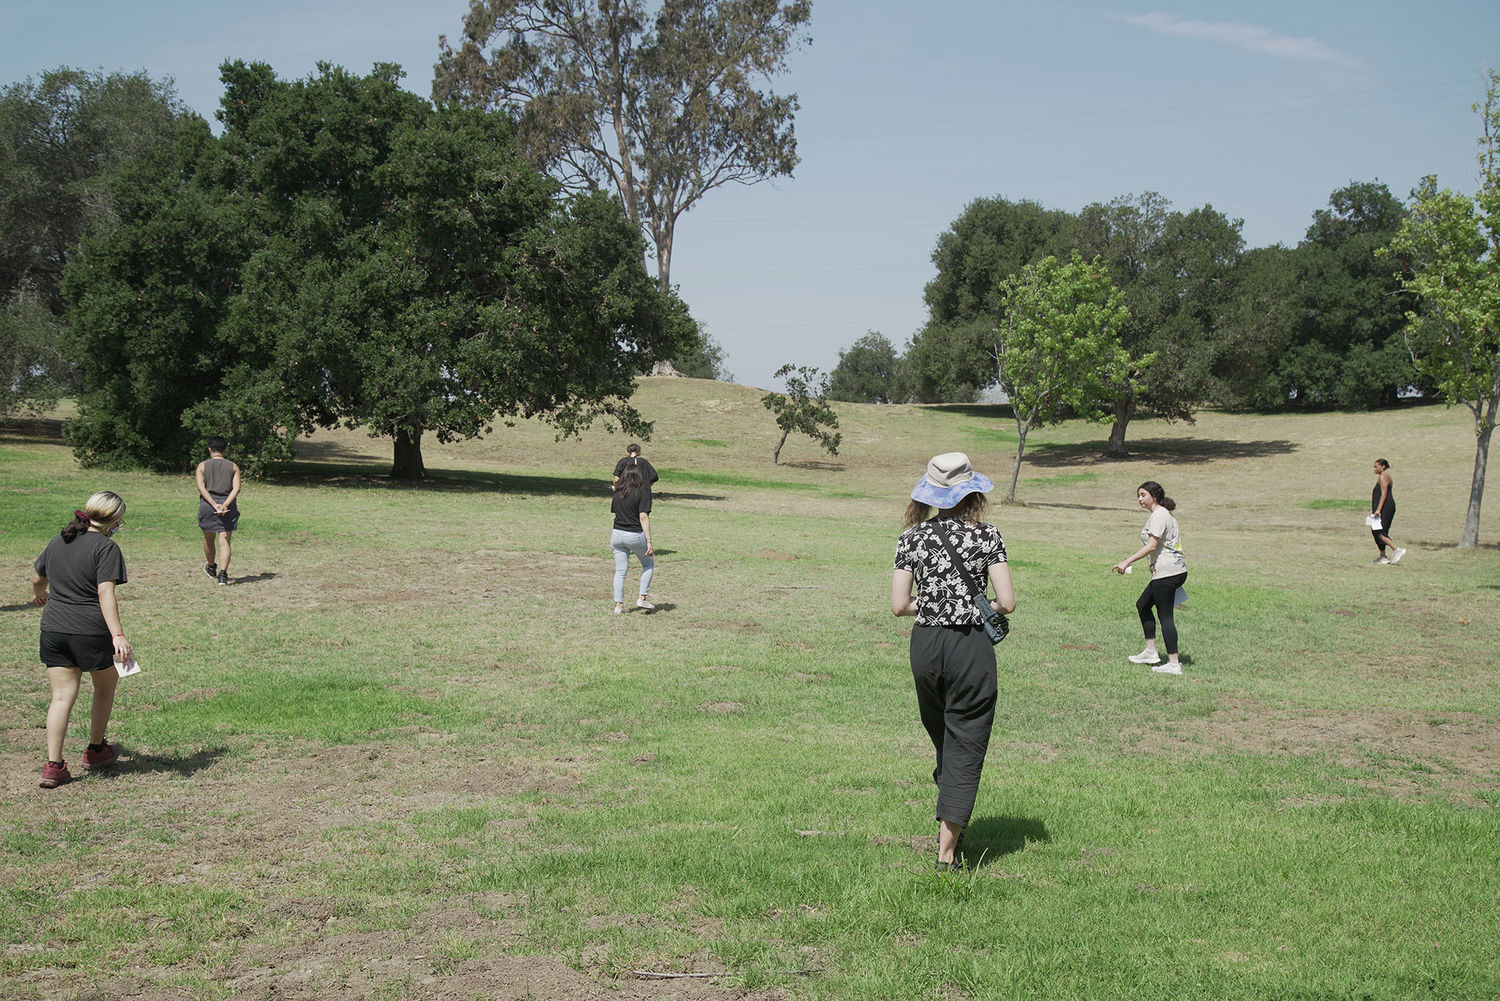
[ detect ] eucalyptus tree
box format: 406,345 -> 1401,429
433,0 -> 812,292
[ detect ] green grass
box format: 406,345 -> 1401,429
1,382 -> 1497,999
1305,498 -> 1368,510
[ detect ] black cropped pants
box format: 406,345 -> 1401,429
910,623 -> 997,827
1137,571 -> 1187,655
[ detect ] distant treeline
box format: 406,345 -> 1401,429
830,185 -> 1421,427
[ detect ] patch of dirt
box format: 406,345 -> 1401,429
697,701 -> 744,715
1128,698 -> 1499,804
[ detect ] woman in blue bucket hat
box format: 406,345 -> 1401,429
891,452 -> 1016,871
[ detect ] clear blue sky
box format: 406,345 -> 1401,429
4,1 -> 1497,390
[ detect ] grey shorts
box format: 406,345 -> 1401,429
198,497 -> 239,533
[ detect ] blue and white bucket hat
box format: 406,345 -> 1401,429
910,452 -> 994,508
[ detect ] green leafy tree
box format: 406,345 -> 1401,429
908,196 -> 1074,402
829,331 -> 908,403
64,61 -> 688,477
992,253 -> 1135,502
1382,71 -> 1500,548
761,363 -> 840,464
433,0 -> 811,292
1209,245 -> 1302,409
1071,193 -> 1242,455
1,288 -> 67,417
1273,182 -> 1415,410
670,323 -> 733,380
1,67 -> 183,404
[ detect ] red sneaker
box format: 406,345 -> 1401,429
83,740 -> 119,770
40,760 -> 72,788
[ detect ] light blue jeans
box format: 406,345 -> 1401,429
611,529 -> 654,603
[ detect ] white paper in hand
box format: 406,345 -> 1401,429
115,655 -> 142,678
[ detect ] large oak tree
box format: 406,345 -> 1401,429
64,62 -> 688,478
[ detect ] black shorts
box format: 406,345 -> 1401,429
40,630 -> 114,671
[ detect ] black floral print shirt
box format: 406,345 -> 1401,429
893,518 -> 1007,626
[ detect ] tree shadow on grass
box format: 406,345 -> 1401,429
1025,436 -> 1298,468
780,459 -> 846,471
960,815 -> 1049,867
0,417 -> 66,444
267,463 -> 727,502
92,746 -> 229,780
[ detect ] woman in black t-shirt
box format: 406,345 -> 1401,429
31,491 -> 131,789
610,463 -> 656,613
892,453 -> 1015,871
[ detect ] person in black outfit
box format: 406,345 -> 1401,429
610,462 -> 656,613
30,491 -> 131,788
1370,458 -> 1405,564
612,443 -> 658,490
891,452 -> 1016,871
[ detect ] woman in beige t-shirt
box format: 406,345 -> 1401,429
1113,481 -> 1187,675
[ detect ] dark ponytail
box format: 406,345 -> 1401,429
1138,481 -> 1175,512
60,510 -> 92,542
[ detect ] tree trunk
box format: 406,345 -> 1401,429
1005,432 -> 1027,504
773,429 -> 789,464
1460,401 -> 1496,548
1105,396 -> 1133,458
391,427 -> 425,480
655,221 -> 673,294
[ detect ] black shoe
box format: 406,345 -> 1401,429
934,858 -> 969,873
204,563 -> 217,580
218,570 -> 229,586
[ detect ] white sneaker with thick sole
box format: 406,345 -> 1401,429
1128,650 -> 1161,665
1371,556 -> 1389,564
1152,662 -> 1183,675
1391,548 -> 1406,564
636,598 -> 655,610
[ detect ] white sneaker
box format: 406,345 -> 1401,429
1128,650 -> 1161,665
1371,556 -> 1389,565
635,598 -> 655,610
1152,662 -> 1183,675
1391,548 -> 1406,564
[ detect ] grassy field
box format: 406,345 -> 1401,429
2,377 -> 1497,1001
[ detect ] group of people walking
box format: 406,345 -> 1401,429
28,434 -> 1409,882
29,440 -> 241,788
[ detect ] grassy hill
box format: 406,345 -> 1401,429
1,382 -> 1497,999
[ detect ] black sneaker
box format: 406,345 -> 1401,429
204,563 -> 217,580
218,570 -> 230,586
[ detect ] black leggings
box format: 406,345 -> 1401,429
1371,504 -> 1395,551
1137,572 -> 1187,655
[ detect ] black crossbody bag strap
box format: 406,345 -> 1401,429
927,519 -> 1009,644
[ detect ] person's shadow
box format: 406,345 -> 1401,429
90,746 -> 229,780
960,815 -> 1050,867
226,572 -> 278,586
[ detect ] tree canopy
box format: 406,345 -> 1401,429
1383,70 -> 1500,548
433,0 -> 812,292
1,67 -> 183,412
991,253 -> 1135,502
63,61 -> 689,477
761,363 -> 840,464
829,331 -> 908,403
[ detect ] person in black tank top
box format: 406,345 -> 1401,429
1369,459 -> 1404,564
195,436 -> 242,585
